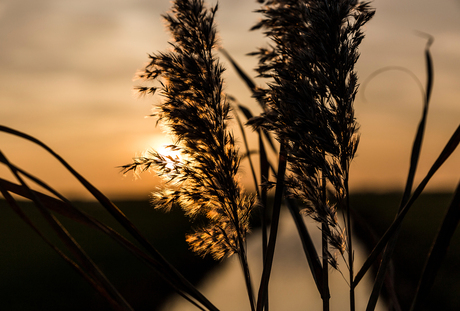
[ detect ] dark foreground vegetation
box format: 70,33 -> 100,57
1,193 -> 459,311
0,199 -> 217,311
1,0 -> 459,310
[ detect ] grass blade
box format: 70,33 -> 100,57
0,175 -> 97,227
402,33 -> 434,202
233,105 -> 260,198
259,127 -> 270,251
366,34 -> 434,311
0,126 -> 219,311
238,104 -> 277,154
0,185 -> 129,310
256,143 -> 287,311
0,150 -> 134,310
0,175 -> 208,310
220,49 -> 256,94
361,66 -> 425,105
410,181 -> 460,311
354,124 -> 460,288
285,197 -> 323,294
258,122 -> 270,311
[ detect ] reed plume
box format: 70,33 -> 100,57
121,0 -> 255,262
249,0 -> 375,267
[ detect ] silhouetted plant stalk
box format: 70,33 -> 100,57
125,0 -> 375,310
4,0 -> 460,310
120,0 -> 256,309
248,1 -> 374,309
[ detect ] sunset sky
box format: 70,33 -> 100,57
1,0 -> 459,200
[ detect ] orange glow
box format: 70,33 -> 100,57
156,145 -> 182,171
0,0 -> 459,199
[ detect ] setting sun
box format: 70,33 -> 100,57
144,134 -> 182,168
155,144 -> 182,171
1,0 -> 459,310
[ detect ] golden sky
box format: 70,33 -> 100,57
1,0 -> 459,199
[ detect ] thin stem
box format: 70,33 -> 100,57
236,231 -> 256,311
345,177 -> 355,311
354,125 -> 460,289
259,132 -> 270,311
286,197 -> 323,294
256,143 -> 287,311
366,35 -> 433,311
235,108 -> 260,198
259,132 -> 269,258
410,180 -> 460,311
0,150 -> 134,311
0,125 -> 220,311
322,222 -> 330,311
321,168 -> 330,311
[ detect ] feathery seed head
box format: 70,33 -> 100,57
125,0 -> 255,260
251,0 -> 374,265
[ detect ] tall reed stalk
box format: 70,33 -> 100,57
2,0 -> 460,310
248,1 -> 374,309
121,0 -> 257,309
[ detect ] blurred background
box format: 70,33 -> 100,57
1,0 -> 459,310
0,0 -> 459,199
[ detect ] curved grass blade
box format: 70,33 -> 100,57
285,197 -> 323,294
361,66 -> 425,105
410,181 -> 460,311
0,185 -> 128,310
354,124 -> 460,288
0,125 -> 219,311
238,104 -> 277,155
220,48 -> 278,156
402,32 -> 434,202
0,150 -> 134,310
0,176 -> 208,311
366,33 -> 434,311
233,105 -> 260,198
220,49 -> 256,94
0,176 -> 96,227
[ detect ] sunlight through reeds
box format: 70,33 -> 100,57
2,1 -> 460,311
